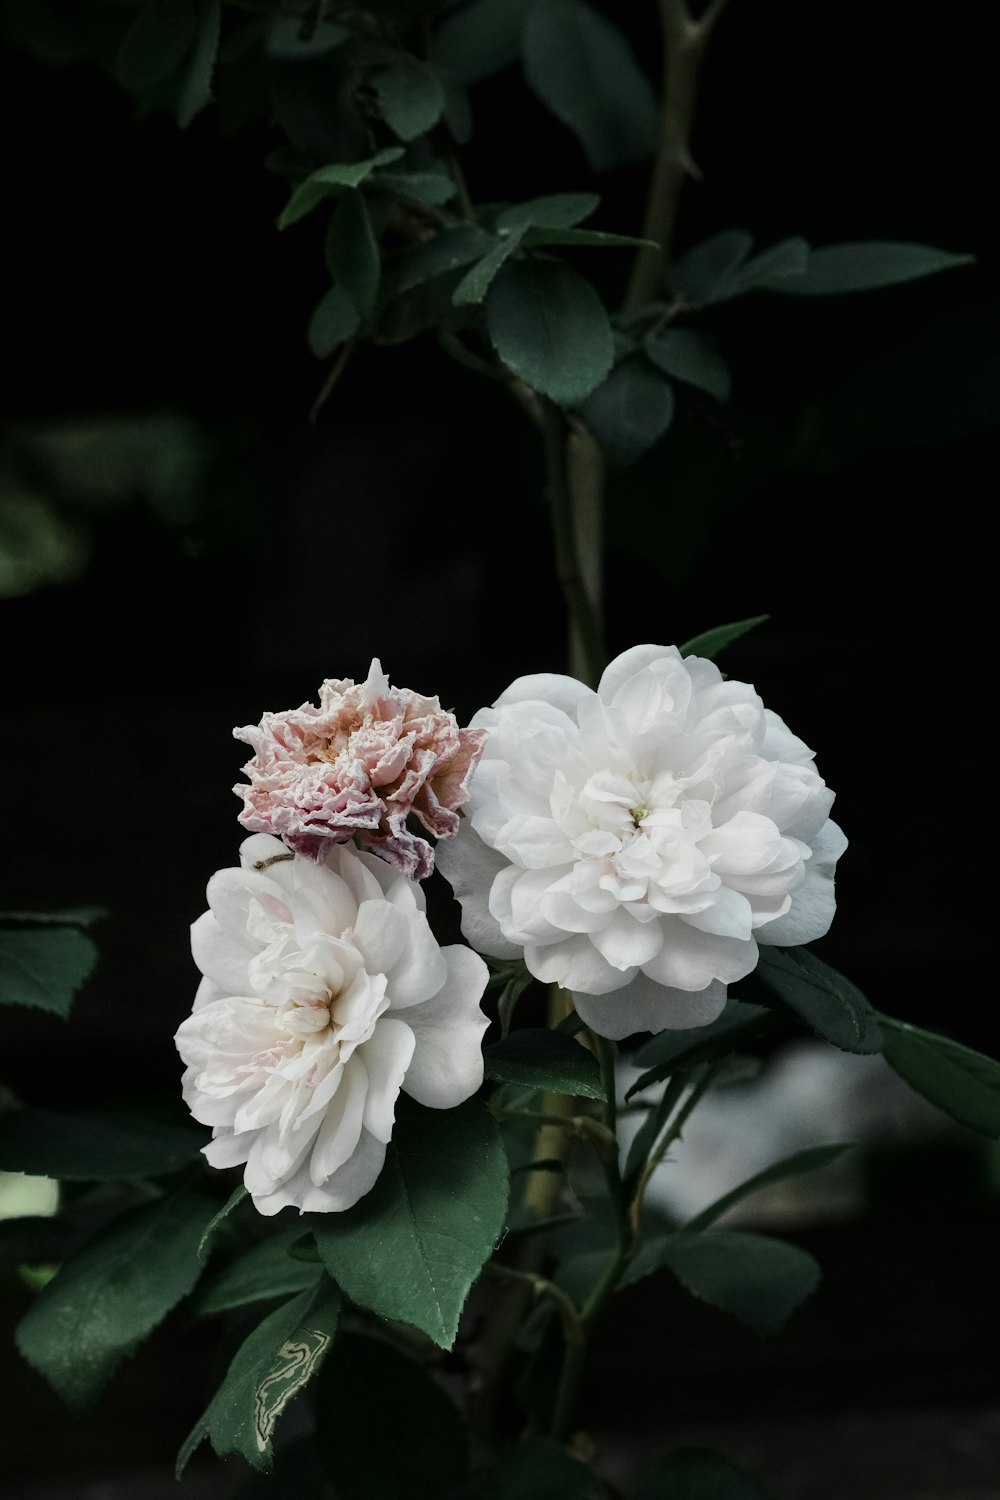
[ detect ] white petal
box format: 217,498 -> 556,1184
700,811 -> 795,876
680,887 -> 754,940
359,1019 -> 415,1143
597,645 -> 681,704
500,867 -> 569,945
590,910 -> 664,971
309,1057 -> 368,1179
573,975 -> 728,1039
207,867 -> 291,942
351,898 -> 408,976
495,672 -> 593,720
191,911 -> 250,993
756,819 -> 847,947
495,814 -> 575,869
382,906 -> 449,1008
525,934 -> 637,995
436,822 -> 522,960
642,918 -> 758,990
331,844 -> 391,906
402,946 -> 489,1108
254,1126 -> 386,1215
193,976 -> 227,1012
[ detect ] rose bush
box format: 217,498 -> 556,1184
438,644 -> 846,1038
176,833 -> 489,1214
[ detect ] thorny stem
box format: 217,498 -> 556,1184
540,399 -> 606,689
629,1060 -> 726,1236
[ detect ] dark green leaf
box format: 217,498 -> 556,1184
484,1028 -> 605,1099
671,230 -> 754,306
198,1185 -> 248,1261
316,1333 -> 468,1500
486,257 -> 614,404
313,1096 -> 508,1348
265,17 -> 350,59
622,1073 -> 688,1187
646,329 -> 731,403
116,0 -> 197,89
375,54 -> 446,141
177,0 -> 221,129
770,241 -> 974,296
0,924 -> 97,1018
656,1229 -> 821,1335
879,1016 -> 1000,1137
684,1144 -> 854,1232
579,355 -> 674,465
468,1435 -> 593,1499
307,285 -> 360,359
278,149 -> 404,230
17,1185 -> 216,1407
524,226 -> 654,249
636,1446 -> 774,1500
395,225 -> 495,292
434,0 -> 531,85
522,0 -> 659,171
679,615 -> 770,659
325,190 -> 380,318
0,1105 -> 207,1180
496,970 -> 535,1038
755,947 -> 882,1054
724,236 -> 809,298
453,235 -> 521,305
628,1001 -> 774,1100
375,169 -> 457,207
178,1284 -> 341,1474
496,193 -> 600,234
194,1229 -> 322,1315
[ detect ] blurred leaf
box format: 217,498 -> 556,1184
198,1185 -> 248,1261
756,948 -> 882,1054
628,1001 -> 774,1099
580,356 -> 674,465
879,1016 -> 1000,1138
452,235 -> 521,305
684,1144 -> 854,1232
194,1229 -> 322,1315
17,1185 -> 216,1407
646,329 -> 731,403
325,190 -> 380,318
486,257 -> 614,404
265,17 -> 350,59
679,614 -> 769,659
525,226 -> 654,250
434,0 -> 531,85
495,192 -> 600,234
1,0 -> 86,64
316,1333 -> 468,1500
313,1097 -> 508,1348
650,1230 -> 821,1335
523,0 -> 659,171
116,0 -> 197,90
484,1028 -> 605,1098
636,1447 -> 774,1500
375,54 -> 446,141
236,1435 -> 327,1500
395,224 -> 495,291
0,1106 -> 206,1180
177,0 -> 220,128
375,169 -> 457,206
771,241 -> 974,296
725,236 -> 809,297
278,149 -> 404,229
465,1436 -> 593,1498
0,922 -> 98,1018
179,1284 -> 341,1474
671,230 -> 754,305
307,285 -> 360,358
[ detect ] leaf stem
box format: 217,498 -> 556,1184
540,400 -> 606,688
629,1060 -> 724,1236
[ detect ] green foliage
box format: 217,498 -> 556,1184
646,329 -> 731,403
643,1229 -> 821,1336
628,1000 -> 774,1099
755,947 -> 882,1054
177,0 -> 220,129
434,0 -> 531,85
307,285 -> 360,358
684,1143 -> 854,1231
580,356 -> 674,465
197,1185 -> 249,1260
772,241 -> 974,296
484,1027 -> 605,1098
179,1283 -> 341,1474
486,258 -> 613,404
325,190 -> 380,318
116,0 -> 197,90
278,149 -> 404,230
636,1447 -> 774,1500
17,1185 -> 216,1408
376,168 -> 457,206
395,224 -> 495,291
313,1096 -> 508,1348
496,193 -> 600,234
194,1229 -> 322,1315
454,237 -> 522,306
316,1333 -> 468,1500
522,0 -> 659,171
0,912 -> 100,1018
879,1016 -> 1000,1137
375,54 -> 446,141
465,1435 -> 594,1498
0,1104 -> 207,1180
679,615 -> 769,659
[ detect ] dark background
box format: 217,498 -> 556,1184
1,1 -> 998,1494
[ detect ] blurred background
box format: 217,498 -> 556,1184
1,0 -> 998,1495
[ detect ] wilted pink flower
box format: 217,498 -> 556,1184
233,659 -> 486,880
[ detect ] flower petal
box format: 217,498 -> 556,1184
436,822 -> 522,960
756,818 -> 847,946
190,911 -> 251,994
359,1019 -> 416,1143
642,919 -> 758,990
525,933 -> 637,994
597,645 -> 681,704
590,909 -> 664,971
573,975 -> 727,1038
401,946 -> 489,1108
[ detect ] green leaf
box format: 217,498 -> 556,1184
486,257 -> 614,405
496,193 -> 601,234
434,0 -> 531,85
654,1229 -> 821,1336
375,54 -> 446,141
0,907 -> 105,927
671,230 -> 755,306
679,615 -> 770,659
484,1028 -> 605,1099
375,169 -> 457,207
116,0 -> 197,90
636,1446 -> 774,1500
396,224 -> 495,292
316,1333 -> 468,1500
313,1096 -> 508,1349
0,1105 -> 207,1180
724,236 -> 809,297
453,235 -> 521,305
307,285 -> 361,359
495,967 -> 535,1039
265,17 -> 350,59
177,0 -> 221,129
628,1001 -> 774,1100
770,241 -> 974,297
325,190 -> 380,318
579,356 -> 674,465
194,1229 -> 322,1315
645,329 -> 731,403
522,0 -> 659,171
684,1144 -> 854,1233
878,1016 -> 1000,1138
178,1284 -> 341,1474
198,1185 -> 248,1261
523,226 -> 655,250
755,947 -> 882,1054
17,1185 -> 216,1407
468,1436 -> 594,1499
0,923 -> 97,1018
278,149 -> 405,230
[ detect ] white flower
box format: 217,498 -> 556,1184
176,834 -> 489,1214
437,645 -> 846,1039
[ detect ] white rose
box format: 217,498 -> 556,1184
437,645 -> 846,1039
176,834 -> 489,1214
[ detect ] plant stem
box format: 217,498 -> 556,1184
540,400 -> 606,688
629,1060 -> 724,1236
